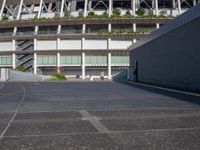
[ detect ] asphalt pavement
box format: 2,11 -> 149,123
0,81 -> 200,150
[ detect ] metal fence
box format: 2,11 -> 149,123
0,68 -> 47,81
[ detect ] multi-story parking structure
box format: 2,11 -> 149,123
0,0 -> 196,79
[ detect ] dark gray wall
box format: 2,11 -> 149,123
130,17 -> 200,92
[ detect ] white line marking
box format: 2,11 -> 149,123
0,84 -> 26,141
3,127 -> 200,138
128,81 -> 200,97
79,110 -> 110,133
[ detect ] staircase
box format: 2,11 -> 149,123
16,40 -> 34,71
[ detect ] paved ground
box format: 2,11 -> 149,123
0,81 -> 200,150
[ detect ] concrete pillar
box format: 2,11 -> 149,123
13,27 -> 17,36
57,38 -> 60,49
108,53 -> 111,80
37,0 -> 43,18
152,0 -> 155,8
84,0 -> 88,17
33,39 -> 37,74
60,0 -> 65,17
109,0 -> 113,17
82,52 -> 85,79
156,23 -> 160,29
58,25 -> 61,34
82,37 -> 86,79
57,52 -> 60,69
108,24 -> 112,32
172,0 -> 176,8
177,0 -> 182,15
16,0 -> 23,20
88,0 -> 92,11
133,39 -> 136,44
29,4 -> 35,13
12,40 -> 16,69
48,2 -> 52,12
34,53 -> 37,74
0,0 -> 7,19
34,39 -> 37,50
132,0 -> 136,16
12,54 -> 16,69
82,38 -> 85,50
193,0 -> 197,6
82,24 -> 86,33
67,1 -> 71,11
108,38 -> 111,49
155,0 -> 159,17
133,23 -> 136,32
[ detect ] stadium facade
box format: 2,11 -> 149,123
0,0 -> 196,79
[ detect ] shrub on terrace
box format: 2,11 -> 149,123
147,10 -> 155,18
111,8 -> 121,18
136,7 -> 145,16
52,72 -> 67,80
64,10 -> 71,18
16,65 -> 26,72
1,16 -> 9,22
77,11 -> 84,18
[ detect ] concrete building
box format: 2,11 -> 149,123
130,3 -> 200,91
0,0 -> 195,79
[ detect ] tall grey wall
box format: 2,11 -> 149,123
130,15 -> 200,92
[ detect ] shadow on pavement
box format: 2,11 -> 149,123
113,78 -> 200,106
